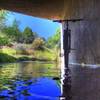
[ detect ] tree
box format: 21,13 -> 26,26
2,19 -> 21,42
0,36 -> 10,46
0,10 -> 8,30
0,10 -> 7,30
32,38 -> 45,50
46,28 -> 61,48
0,10 -> 11,46
11,19 -> 21,42
23,27 -> 36,43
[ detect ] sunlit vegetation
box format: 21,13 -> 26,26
0,10 -> 60,63
0,48 -> 16,55
0,53 -> 17,63
46,28 -> 60,49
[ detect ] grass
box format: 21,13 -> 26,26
0,47 -> 16,55
34,50 -> 56,61
0,47 -> 60,63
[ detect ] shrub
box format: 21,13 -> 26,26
0,53 -> 17,63
32,38 -> 45,50
16,48 -> 34,55
0,37 -> 11,46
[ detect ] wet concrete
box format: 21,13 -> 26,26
69,65 -> 100,100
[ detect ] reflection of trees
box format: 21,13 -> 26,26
0,62 -> 60,80
0,64 -> 18,78
0,64 -> 18,89
0,62 -> 61,91
19,62 -> 60,78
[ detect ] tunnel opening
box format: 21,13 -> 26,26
0,10 -> 64,99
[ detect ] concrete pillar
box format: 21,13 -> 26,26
60,22 -> 71,99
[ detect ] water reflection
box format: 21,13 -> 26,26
0,77 -> 60,100
0,61 -> 61,100
61,67 -> 72,100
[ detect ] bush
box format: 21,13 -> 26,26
16,48 -> 34,55
32,38 -> 45,50
0,53 -> 17,63
16,49 -> 28,55
18,56 -> 31,61
0,37 -> 11,46
17,56 -> 36,61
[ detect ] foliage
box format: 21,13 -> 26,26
32,38 -> 45,50
18,56 -> 35,61
34,50 -> 56,61
2,19 -> 21,42
0,10 -> 11,46
0,10 -> 61,62
2,20 -> 38,44
1,48 -> 16,55
46,28 -> 60,48
0,53 -> 17,63
16,48 -> 34,55
0,36 -> 11,46
23,27 -> 37,43
0,10 -> 8,30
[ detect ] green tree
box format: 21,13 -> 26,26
0,10 -> 8,30
46,28 -> 61,48
11,19 -> 21,42
23,27 -> 36,43
2,19 -> 21,42
0,36 -> 10,46
0,10 -> 11,46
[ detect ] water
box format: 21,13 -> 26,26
0,61 -> 61,100
1,61 -> 99,100
70,64 -> 100,100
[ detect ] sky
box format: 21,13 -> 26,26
6,12 -> 60,39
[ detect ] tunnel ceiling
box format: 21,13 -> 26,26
0,0 -> 65,19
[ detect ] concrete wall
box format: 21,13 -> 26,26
63,0 -> 100,64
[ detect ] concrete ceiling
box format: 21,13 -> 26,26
0,0 -> 65,19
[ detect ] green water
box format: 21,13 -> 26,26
0,61 -> 61,99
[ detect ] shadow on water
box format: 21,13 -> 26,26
0,61 -> 61,100
1,61 -> 100,100
61,67 -> 72,100
69,63 -> 100,100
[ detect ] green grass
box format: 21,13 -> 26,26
0,47 -> 60,63
34,50 -> 56,61
0,48 -> 16,55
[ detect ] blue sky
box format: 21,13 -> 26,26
6,12 -> 60,39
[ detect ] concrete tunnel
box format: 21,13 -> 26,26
0,0 -> 100,99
